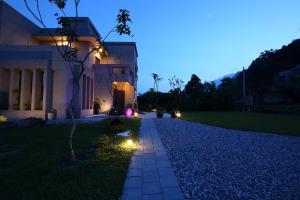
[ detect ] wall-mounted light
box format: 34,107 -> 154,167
99,47 -> 104,53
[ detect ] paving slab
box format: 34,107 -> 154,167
121,113 -> 183,200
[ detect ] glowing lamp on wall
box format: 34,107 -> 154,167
125,108 -> 133,118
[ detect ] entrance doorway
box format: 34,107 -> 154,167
113,90 -> 125,112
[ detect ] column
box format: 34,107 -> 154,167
20,69 -> 26,110
8,68 -> 15,110
42,69 -> 48,111
86,76 -> 90,109
31,69 -> 37,110
90,78 -> 94,109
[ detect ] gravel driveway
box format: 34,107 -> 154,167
154,118 -> 300,200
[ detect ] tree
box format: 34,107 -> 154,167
24,0 -> 132,162
152,73 -> 162,108
168,75 -> 184,109
217,77 -> 235,110
168,75 -> 184,94
184,74 -> 203,96
200,81 -> 217,110
152,73 -> 162,93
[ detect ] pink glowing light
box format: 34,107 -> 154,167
125,108 -> 133,118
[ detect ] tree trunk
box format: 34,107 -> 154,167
69,115 -> 76,161
68,78 -> 80,162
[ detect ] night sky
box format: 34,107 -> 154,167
4,0 -> 300,93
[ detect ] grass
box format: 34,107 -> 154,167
182,111 -> 300,136
0,118 -> 140,200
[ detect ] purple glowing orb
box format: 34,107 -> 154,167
125,108 -> 133,118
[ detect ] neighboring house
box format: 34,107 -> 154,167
0,1 -> 138,120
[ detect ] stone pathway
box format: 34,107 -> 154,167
121,113 -> 184,200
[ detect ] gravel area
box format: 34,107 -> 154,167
154,118 -> 300,200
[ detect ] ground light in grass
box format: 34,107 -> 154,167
127,139 -> 133,146
0,115 -> 7,122
120,138 -> 139,150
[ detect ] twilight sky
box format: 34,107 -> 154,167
5,0 -> 300,93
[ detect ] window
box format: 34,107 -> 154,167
112,67 -> 126,74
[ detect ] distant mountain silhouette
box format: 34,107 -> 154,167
214,73 -> 237,86
230,39 -> 300,103
246,39 -> 300,89
215,38 -> 300,103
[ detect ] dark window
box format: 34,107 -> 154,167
112,67 -> 126,74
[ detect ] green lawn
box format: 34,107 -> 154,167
0,118 -> 140,200
182,112 -> 300,136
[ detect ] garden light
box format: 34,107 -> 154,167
127,139 -> 133,146
175,112 -> 181,118
0,115 -> 7,123
134,112 -> 138,117
125,108 -> 133,118
120,138 -> 139,150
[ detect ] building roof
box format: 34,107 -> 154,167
103,42 -> 138,57
34,17 -> 100,38
0,0 -> 40,30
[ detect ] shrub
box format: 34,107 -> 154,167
94,98 -> 104,114
170,111 -> 177,118
156,110 -> 164,118
24,101 -> 31,110
109,118 -> 126,132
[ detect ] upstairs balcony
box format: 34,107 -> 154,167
93,64 -> 137,88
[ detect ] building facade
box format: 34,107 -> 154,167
0,1 -> 138,120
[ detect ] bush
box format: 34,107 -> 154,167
109,118 -> 126,132
94,98 -> 104,114
156,110 -> 164,118
170,111 -> 177,118
24,101 -> 31,110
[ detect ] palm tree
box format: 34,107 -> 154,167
152,73 -> 162,92
152,73 -> 162,108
